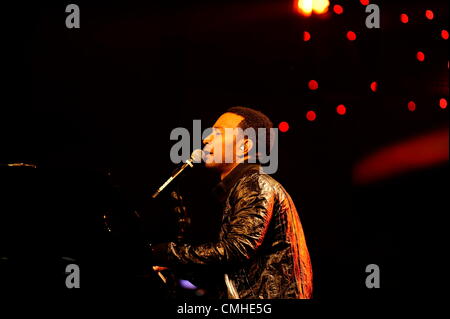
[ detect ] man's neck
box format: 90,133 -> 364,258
220,163 -> 240,181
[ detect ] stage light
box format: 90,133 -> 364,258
408,101 -> 416,112
336,104 -> 346,115
416,51 -> 425,62
279,121 -> 290,132
425,10 -> 434,20
306,110 -> 316,121
360,0 -> 370,6
296,0 -> 329,16
353,128 -> 449,185
370,81 -> 378,92
439,98 -> 447,109
296,0 -> 313,16
346,31 -> 357,41
441,30 -> 449,40
304,31 -> 311,42
333,4 -> 344,15
400,13 -> 409,24
308,79 -> 319,90
312,0 -> 330,14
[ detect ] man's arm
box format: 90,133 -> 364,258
151,175 -> 275,267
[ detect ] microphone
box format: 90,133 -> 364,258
151,149 -> 203,199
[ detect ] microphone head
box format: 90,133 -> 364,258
191,149 -> 204,163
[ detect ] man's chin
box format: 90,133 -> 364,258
204,161 -> 221,170
205,161 -> 239,174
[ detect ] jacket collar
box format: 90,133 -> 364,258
213,163 -> 261,203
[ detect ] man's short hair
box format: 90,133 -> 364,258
226,106 -> 274,159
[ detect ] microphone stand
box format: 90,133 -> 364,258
152,172 -> 192,296
151,159 -> 194,199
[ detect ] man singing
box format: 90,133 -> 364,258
151,106 -> 313,299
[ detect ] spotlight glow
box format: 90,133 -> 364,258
425,10 -> 434,20
306,110 -> 317,121
296,0 -> 313,16
346,31 -> 357,41
416,51 -> 425,62
400,13 -> 409,24
370,81 -> 378,92
279,122 -> 290,132
296,0 -> 329,16
308,80 -> 319,90
336,104 -> 346,115
312,0 -> 330,14
333,4 -> 344,15
304,31 -> 311,42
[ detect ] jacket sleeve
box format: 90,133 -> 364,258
151,175 -> 275,266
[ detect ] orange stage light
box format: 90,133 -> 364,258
296,0 -> 329,16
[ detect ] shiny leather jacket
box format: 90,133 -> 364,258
152,164 -> 313,299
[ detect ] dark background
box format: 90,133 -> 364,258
1,0 -> 448,304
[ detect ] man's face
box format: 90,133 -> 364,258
202,112 -> 244,171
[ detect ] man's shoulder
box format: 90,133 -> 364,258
234,169 -> 281,195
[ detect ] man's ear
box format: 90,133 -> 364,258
239,138 -> 254,157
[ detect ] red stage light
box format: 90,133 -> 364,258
304,31 -> 311,42
336,104 -> 346,115
416,51 -> 425,62
400,13 -> 409,24
279,121 -> 290,132
408,101 -> 416,112
370,81 -> 378,92
308,80 -> 319,90
442,30 -> 449,40
360,0 -> 369,6
353,128 -> 449,185
333,5 -> 344,15
425,10 -> 434,20
346,31 -> 357,41
439,98 -> 448,109
306,110 -> 316,121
